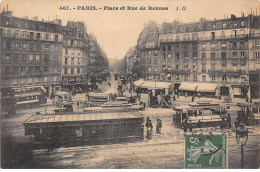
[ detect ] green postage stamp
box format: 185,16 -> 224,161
185,133 -> 228,169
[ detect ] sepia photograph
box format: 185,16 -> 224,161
0,0 -> 259,169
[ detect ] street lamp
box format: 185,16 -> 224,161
235,123 -> 248,169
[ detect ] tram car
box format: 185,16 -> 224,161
1,86 -> 47,110
172,102 -> 230,127
237,102 -> 260,125
149,96 -> 159,108
54,91 -> 72,107
86,93 -> 110,107
23,111 -> 144,148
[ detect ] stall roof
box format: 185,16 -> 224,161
196,83 -> 217,92
55,91 -> 71,96
24,112 -> 143,124
179,82 -> 198,91
140,81 -> 173,89
133,79 -> 145,87
89,93 -> 109,97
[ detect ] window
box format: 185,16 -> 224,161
240,41 -> 245,48
193,65 -> 197,72
15,42 -> 20,49
202,64 -> 206,72
29,32 -> 34,39
44,66 -> 48,73
175,44 -> 179,50
154,59 -> 158,65
168,53 -> 172,58
53,76 -> 57,82
21,67 -> 26,74
221,42 -> 226,49
6,41 -> 11,49
222,64 -> 227,67
148,67 -> 152,72
212,76 -> 216,81
241,21 -> 245,27
232,41 -> 237,49
64,68 -> 68,74
232,52 -> 237,58
44,77 -> 48,83
22,31 -> 27,38
211,52 -> 215,60
148,51 -> 152,55
65,48 -> 68,55
37,33 -> 41,40
154,67 -> 158,72
45,33 -> 50,40
184,65 -> 189,71
201,43 -> 206,50
184,44 -> 189,50
211,43 -> 215,49
222,76 -> 226,81
23,43 -> 28,49
15,30 -> 19,37
202,53 -> 206,60
45,44 -> 50,50
202,75 -> 206,82
14,53 -> 19,61
221,31 -> 225,38
44,55 -> 49,62
193,52 -> 197,58
176,65 -> 179,71
71,58 -> 74,64
167,45 -> 171,51
22,54 -> 27,62
221,52 -> 227,61
55,35 -> 59,42
193,75 -> 197,81
162,46 -> 166,51
28,78 -> 32,85
175,53 -> 179,61
36,55 -> 40,61
29,55 -> 33,61
255,52 -> 260,59
147,59 -> 151,65
175,74 -> 179,80
211,64 -> 216,70
5,53 -> 10,61
35,77 -> 39,84
255,41 -> 260,47
154,51 -> 158,56
211,32 -> 215,40
65,58 -> 68,64
21,78 -> 25,85
13,79 -> 17,86
29,43 -> 34,51
71,68 -> 74,74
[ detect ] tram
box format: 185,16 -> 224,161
237,102 -> 260,125
172,102 -> 230,127
1,86 -> 47,111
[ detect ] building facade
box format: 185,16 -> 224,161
62,21 -> 89,92
0,10 -> 63,96
123,14 -> 260,98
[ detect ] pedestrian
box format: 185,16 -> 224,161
185,92 -> 188,98
77,101 -> 79,109
183,119 -> 188,133
188,120 -> 193,133
227,113 -> 231,128
250,98 -> 253,103
234,118 -> 239,129
246,95 -> 249,103
173,94 -> 176,101
156,119 -> 162,134
197,120 -> 202,128
146,117 -> 151,131
191,96 -> 194,102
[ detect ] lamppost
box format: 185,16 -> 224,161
235,123 -> 248,169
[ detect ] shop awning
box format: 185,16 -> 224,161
196,83 -> 217,92
179,82 -> 198,91
140,81 -> 173,89
133,79 -> 144,87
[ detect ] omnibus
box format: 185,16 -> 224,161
1,86 -> 47,111
172,102 -> 230,127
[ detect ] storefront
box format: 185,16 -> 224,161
179,82 -> 217,97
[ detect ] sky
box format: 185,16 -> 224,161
0,0 -> 259,60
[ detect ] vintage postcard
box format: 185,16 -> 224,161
0,0 -> 259,169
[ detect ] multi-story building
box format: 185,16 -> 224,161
0,10 -> 63,96
123,14 -> 260,98
160,14 -> 260,98
248,16 -> 260,98
88,34 -> 109,81
136,21 -> 161,80
62,21 -> 89,92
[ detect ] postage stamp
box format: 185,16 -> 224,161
185,133 -> 228,169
